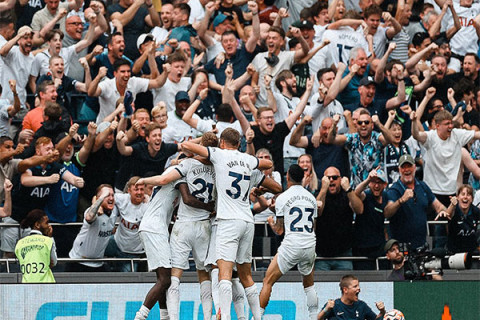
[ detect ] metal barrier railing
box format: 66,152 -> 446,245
0,220 -> 468,273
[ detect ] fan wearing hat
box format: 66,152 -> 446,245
384,239 -> 406,280
345,74 -> 405,124
132,33 -> 159,112
384,154 -> 448,249
352,168 -> 389,270
160,91 -> 201,146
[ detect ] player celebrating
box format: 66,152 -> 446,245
260,164 -> 319,319
138,133 -> 218,320
134,166 -> 181,320
182,128 -> 273,320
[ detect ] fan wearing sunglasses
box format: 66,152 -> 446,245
327,109 -> 394,188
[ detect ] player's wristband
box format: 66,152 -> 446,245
345,187 -> 353,193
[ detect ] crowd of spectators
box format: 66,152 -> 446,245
1,0 -> 480,273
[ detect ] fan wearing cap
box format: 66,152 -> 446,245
344,75 -> 405,124
108,0 -> 160,60
352,168 -> 389,270
0,26 -> 34,117
384,154 -> 448,249
43,122 -> 97,258
131,33 -> 162,112
384,239 -> 405,281
88,58 -> 166,124
161,91 -> 201,145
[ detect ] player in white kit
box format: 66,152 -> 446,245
182,128 -> 273,320
140,133 -> 218,320
134,166 -> 181,320
260,164 -> 319,319
206,167 -> 282,320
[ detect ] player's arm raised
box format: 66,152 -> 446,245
136,169 -> 182,187
182,141 -> 209,158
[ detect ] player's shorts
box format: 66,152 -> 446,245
277,244 -> 316,276
170,220 -> 211,270
205,223 -> 217,268
1,217 -> 30,252
140,231 -> 171,271
216,219 -> 254,264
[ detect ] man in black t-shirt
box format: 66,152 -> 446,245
2,137 -> 84,257
314,167 -> 364,271
249,85 -> 311,176
115,122 -> 180,191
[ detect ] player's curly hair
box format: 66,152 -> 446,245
201,132 -> 218,148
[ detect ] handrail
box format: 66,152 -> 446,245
0,220 -> 449,228
2,255 -> 478,273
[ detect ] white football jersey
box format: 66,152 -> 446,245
113,193 -> 148,254
139,167 -> 180,234
442,3 -> 480,55
275,185 -> 317,248
321,27 -> 371,65
69,208 -> 118,267
175,158 -> 216,221
208,147 -> 259,222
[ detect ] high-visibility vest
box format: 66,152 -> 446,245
15,234 -> 55,283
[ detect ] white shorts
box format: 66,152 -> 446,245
170,220 -> 211,270
1,217 -> 30,252
205,223 -> 217,267
277,244 -> 316,276
216,219 -> 254,264
140,231 -> 171,271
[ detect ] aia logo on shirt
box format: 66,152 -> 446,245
459,17 -> 475,27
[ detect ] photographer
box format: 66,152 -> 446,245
384,239 -> 443,281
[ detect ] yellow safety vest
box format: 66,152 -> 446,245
15,234 -> 55,283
